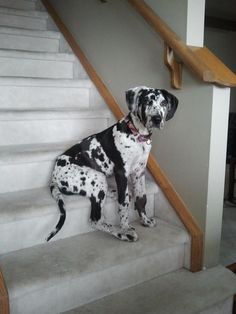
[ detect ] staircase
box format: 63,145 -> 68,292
0,1 -> 236,313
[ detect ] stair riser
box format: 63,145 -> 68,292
0,0 -> 36,10
0,160 -> 54,193
9,245 -> 185,314
0,117 -> 109,145
0,84 -> 90,109
0,33 -> 59,52
0,12 -> 47,31
0,195 -> 155,254
0,56 -> 75,79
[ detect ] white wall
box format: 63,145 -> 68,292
186,0 -> 205,46
205,86 -> 230,266
49,0 -> 230,267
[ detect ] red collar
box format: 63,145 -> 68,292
124,116 -> 152,144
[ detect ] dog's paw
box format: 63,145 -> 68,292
140,216 -> 157,228
116,230 -> 139,242
126,231 -> 139,242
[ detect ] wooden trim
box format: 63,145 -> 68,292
128,0 -> 236,88
227,263 -> 236,274
164,43 -> 182,89
190,46 -> 236,88
0,269 -> 9,314
42,0 -> 203,272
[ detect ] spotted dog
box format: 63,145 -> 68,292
47,86 -> 178,242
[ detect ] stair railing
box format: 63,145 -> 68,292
128,0 -> 236,89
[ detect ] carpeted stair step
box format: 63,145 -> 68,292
0,26 -> 61,52
0,6 -> 48,30
0,175 -> 158,253
63,265 -> 236,314
0,108 -> 113,145
0,0 -> 36,11
0,49 -> 87,79
0,78 -> 96,109
0,116 -> 114,193
0,220 -> 189,314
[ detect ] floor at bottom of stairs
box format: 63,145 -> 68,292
63,265 -> 236,314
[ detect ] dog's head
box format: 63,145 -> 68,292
126,86 -> 178,130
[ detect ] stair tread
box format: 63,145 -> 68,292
0,6 -> 48,18
0,175 -> 158,224
63,265 -> 236,314
0,48 -> 75,61
0,77 -> 92,87
0,219 -> 189,299
0,107 -> 113,121
0,25 -> 60,38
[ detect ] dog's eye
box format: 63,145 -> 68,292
150,95 -> 156,100
161,100 -> 168,107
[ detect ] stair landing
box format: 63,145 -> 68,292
63,265 -> 236,314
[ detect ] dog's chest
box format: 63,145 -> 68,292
114,129 -> 151,174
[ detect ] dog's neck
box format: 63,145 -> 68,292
125,113 -> 152,143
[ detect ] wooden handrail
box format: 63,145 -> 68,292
128,0 -> 236,88
0,269 -> 9,314
42,0 -> 203,272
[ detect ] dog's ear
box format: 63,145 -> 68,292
126,87 -> 140,113
126,86 -> 145,113
160,89 -> 178,121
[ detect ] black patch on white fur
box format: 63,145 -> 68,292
90,196 -> 102,221
135,195 -> 147,216
57,159 -> 67,167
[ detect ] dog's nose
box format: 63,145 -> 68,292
152,115 -> 162,125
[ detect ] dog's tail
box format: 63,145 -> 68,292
46,183 -> 66,242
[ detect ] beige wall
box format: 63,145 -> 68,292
49,0 -> 230,267
147,0 -> 206,46
146,0 -> 188,40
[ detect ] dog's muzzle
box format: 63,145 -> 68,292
151,115 -> 164,129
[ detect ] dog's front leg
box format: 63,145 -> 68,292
115,171 -> 138,242
131,173 -> 157,227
